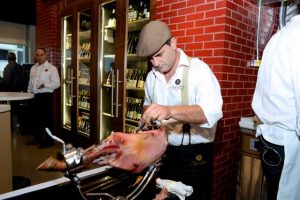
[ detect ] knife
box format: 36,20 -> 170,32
135,120 -> 162,132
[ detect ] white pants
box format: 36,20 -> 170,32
277,131 -> 300,200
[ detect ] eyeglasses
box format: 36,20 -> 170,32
260,136 -> 283,167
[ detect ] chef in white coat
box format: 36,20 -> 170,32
252,7 -> 300,200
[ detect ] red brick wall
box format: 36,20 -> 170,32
36,0 -> 58,64
156,0 -> 278,199
36,0 -> 60,135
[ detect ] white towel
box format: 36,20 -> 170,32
155,178 -> 193,200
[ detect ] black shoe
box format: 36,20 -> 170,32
26,139 -> 39,145
38,142 -> 54,149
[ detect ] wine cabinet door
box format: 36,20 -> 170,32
61,15 -> 73,132
99,1 -> 117,140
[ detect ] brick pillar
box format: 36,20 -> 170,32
36,0 -> 60,135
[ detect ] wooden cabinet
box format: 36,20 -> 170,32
0,105 -> 12,193
237,129 -> 267,200
59,0 -> 156,146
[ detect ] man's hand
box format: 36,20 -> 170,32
37,84 -> 45,89
142,104 -> 171,125
142,104 -> 207,125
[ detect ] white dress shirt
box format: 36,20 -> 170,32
144,49 -> 223,145
27,60 -> 60,94
252,15 -> 300,200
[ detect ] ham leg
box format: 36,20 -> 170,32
37,128 -> 167,173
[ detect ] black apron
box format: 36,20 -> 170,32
159,124 -> 213,200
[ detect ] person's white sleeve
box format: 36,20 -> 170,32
192,62 -> 223,127
27,67 -> 34,93
290,27 -> 300,136
45,67 -> 60,90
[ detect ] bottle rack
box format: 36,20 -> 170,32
78,90 -> 90,110
125,124 -> 138,133
125,97 -> 143,122
60,0 -> 155,145
126,68 -> 146,89
125,97 -> 144,133
78,68 -> 90,85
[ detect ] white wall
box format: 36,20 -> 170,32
0,21 -> 36,63
0,21 -> 36,77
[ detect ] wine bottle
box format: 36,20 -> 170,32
133,98 -> 140,120
143,2 -> 150,18
126,98 -> 133,119
78,90 -> 82,107
87,91 -> 90,109
128,5 -> 133,22
78,116 -> 83,131
83,91 -> 88,108
137,1 -> 144,20
126,68 -> 133,87
131,98 -> 137,120
136,99 -> 143,120
108,9 -> 116,27
132,33 -> 139,54
127,69 -> 134,88
106,65 -> 113,85
111,9 -> 116,26
131,3 -> 138,21
137,69 -> 145,88
128,32 -> 135,54
130,69 -> 138,88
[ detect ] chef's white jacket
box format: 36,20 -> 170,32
252,14 -> 300,200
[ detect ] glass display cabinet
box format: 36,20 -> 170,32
61,8 -> 93,144
60,0 -> 155,145
99,0 -> 151,140
99,1 -> 117,139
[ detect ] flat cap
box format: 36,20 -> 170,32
136,20 -> 172,57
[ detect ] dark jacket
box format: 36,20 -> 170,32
3,62 -> 27,92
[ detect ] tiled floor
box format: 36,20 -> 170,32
11,129 -> 64,186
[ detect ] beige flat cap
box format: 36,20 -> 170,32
136,20 -> 172,57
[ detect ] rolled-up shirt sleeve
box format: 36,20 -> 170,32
191,60 -> 223,128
